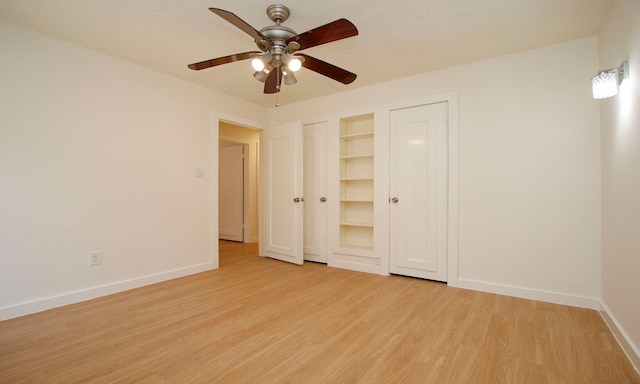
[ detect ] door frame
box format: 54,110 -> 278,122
210,113 -> 264,269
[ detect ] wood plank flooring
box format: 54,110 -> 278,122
1,241 -> 638,383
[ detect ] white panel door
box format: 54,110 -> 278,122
390,102 -> 448,281
218,144 -> 244,242
303,122 -> 327,263
260,121 -> 304,265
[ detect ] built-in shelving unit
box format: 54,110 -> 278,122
339,114 -> 374,250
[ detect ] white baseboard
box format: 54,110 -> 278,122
599,301 -> 640,375
0,262 -> 216,321
448,277 -> 600,309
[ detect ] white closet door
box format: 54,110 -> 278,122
218,144 -> 244,242
260,121 -> 304,265
303,122 -> 328,263
389,102 -> 448,281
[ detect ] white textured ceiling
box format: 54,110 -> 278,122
0,0 -> 612,108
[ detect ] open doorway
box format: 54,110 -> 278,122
218,121 -> 260,244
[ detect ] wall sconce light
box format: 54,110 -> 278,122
592,61 -> 629,99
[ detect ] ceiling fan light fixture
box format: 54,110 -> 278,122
251,57 -> 265,72
283,54 -> 303,72
288,57 -> 302,72
254,68 -> 271,82
283,69 -> 297,85
251,52 -> 273,72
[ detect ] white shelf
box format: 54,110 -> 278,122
339,113 -> 374,251
340,222 -> 374,228
340,154 -> 373,160
340,177 -> 373,181
340,132 -> 374,140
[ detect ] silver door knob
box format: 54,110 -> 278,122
391,197 -> 399,203
320,197 -> 327,202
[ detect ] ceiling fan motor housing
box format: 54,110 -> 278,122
258,25 -> 296,49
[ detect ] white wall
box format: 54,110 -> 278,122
270,37 -> 602,305
0,21 -> 267,319
0,16 -> 610,324
599,0 -> 640,368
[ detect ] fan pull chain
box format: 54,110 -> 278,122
275,67 -> 281,107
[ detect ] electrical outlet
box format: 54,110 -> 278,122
89,251 -> 102,266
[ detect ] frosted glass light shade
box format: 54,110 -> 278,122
251,58 -> 265,72
592,71 -> 618,99
283,70 -> 297,85
253,69 -> 270,82
287,58 -> 302,72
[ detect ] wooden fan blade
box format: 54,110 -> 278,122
264,67 -> 282,94
298,54 -> 357,84
287,19 -> 358,51
188,51 -> 260,70
209,8 -> 270,44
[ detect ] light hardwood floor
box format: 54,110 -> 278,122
1,241 -> 638,383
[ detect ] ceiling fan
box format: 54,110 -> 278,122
188,4 -> 358,94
